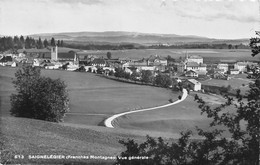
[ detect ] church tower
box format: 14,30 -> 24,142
51,45 -> 58,61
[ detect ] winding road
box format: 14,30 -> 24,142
104,89 -> 188,128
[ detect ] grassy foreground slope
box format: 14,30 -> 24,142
1,116 -> 183,164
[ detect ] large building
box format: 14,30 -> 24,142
186,55 -> 203,64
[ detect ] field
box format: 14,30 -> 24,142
0,67 -> 178,126
116,92 -> 226,135
82,49 -> 260,63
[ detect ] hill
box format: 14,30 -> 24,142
1,116 -> 153,164
29,31 -> 249,46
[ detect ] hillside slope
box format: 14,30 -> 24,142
1,116 -> 155,164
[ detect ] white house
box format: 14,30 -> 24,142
234,62 -> 258,73
184,79 -> 201,91
186,55 -> 203,64
185,70 -> 198,77
229,69 -> 239,75
217,63 -> 229,74
33,59 -> 40,67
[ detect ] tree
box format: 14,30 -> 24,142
25,36 -> 31,49
141,70 -> 153,83
20,35 -> 25,48
154,74 -> 172,88
37,37 -> 43,49
130,70 -> 140,81
50,37 -> 56,46
107,52 -> 112,59
60,40 -> 64,47
114,67 -> 125,78
10,66 -> 69,122
43,39 -> 49,48
57,40 -> 61,47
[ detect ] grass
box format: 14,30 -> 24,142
116,92 -> 226,134
201,76 -> 253,94
0,116 -> 143,164
0,66 -> 178,126
81,49 -> 260,63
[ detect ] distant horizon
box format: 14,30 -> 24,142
1,0 -> 259,40
0,30 -> 251,40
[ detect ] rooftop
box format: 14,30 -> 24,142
187,62 -> 199,67
187,79 -> 201,84
189,55 -> 203,59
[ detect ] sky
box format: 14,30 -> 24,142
0,0 -> 259,39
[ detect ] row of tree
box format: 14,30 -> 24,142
0,36 -> 64,51
149,43 -> 249,49
113,67 -> 175,88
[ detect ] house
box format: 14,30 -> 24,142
33,59 -> 40,67
186,55 -> 203,64
213,68 -> 225,74
84,65 -> 98,73
11,61 -> 17,67
147,55 -> 167,66
127,59 -> 148,67
234,62 -> 258,73
186,62 -> 199,71
17,48 -> 51,59
0,56 -> 13,66
91,58 -> 107,67
176,62 -> 186,73
229,69 -> 239,75
139,66 -> 156,72
45,63 -> 57,70
217,63 -> 229,74
213,72 -> 230,80
183,79 -> 201,91
185,70 -> 198,77
186,62 -> 207,75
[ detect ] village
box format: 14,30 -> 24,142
0,46 -> 258,92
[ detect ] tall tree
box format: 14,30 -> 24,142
57,40 -> 61,47
43,39 -> 49,48
60,40 -> 64,47
50,37 -> 56,46
37,37 -> 43,49
25,36 -> 30,49
19,35 -> 25,48
106,52 -> 112,59
10,66 -> 70,122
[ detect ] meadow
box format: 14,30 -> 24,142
116,92 -> 226,135
83,49 -> 260,63
0,67 -> 178,126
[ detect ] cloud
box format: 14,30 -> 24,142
52,0 -> 102,5
170,1 -> 259,23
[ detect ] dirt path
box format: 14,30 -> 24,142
104,89 -> 188,128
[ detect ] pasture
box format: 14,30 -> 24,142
83,49 -> 260,63
116,93 -> 226,134
0,67 -> 178,126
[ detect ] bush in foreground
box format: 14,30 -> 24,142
10,66 -> 69,122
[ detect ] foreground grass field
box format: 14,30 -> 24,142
1,116 -> 147,164
0,67 -> 178,126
